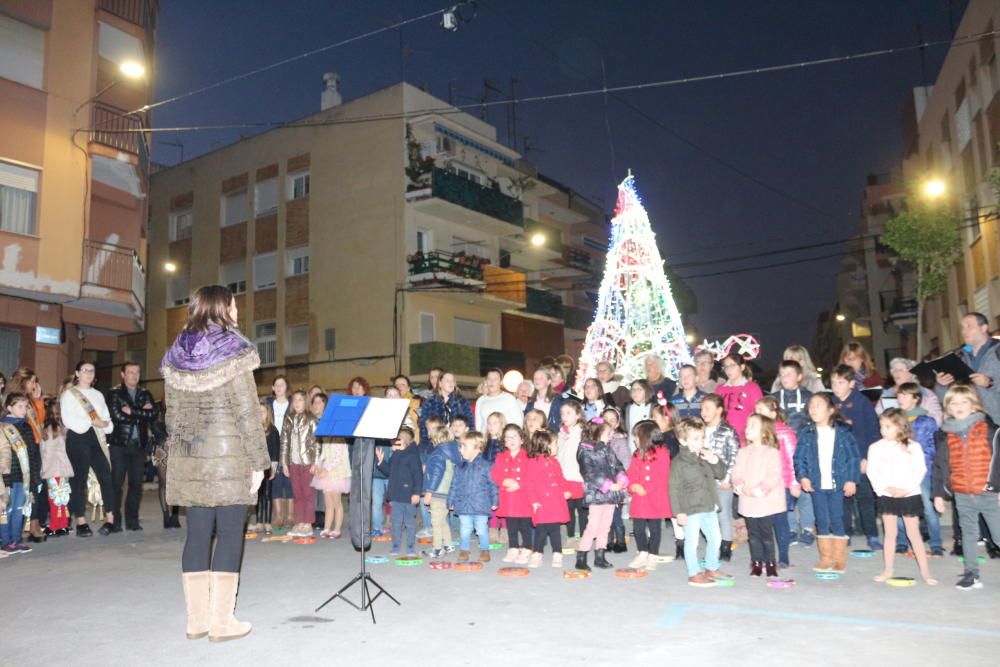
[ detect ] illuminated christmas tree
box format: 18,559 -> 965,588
575,172 -> 693,390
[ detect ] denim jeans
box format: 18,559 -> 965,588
772,508 -> 791,564
812,489 -> 845,537
1,482 -> 25,546
371,478 -> 388,534
895,473 -> 942,551
390,501 -> 417,553
954,492 -> 1000,577
420,502 -> 432,532
459,514 -> 490,551
717,486 -> 734,541
684,511 -> 721,577
787,489 -> 815,534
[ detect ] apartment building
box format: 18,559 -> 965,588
901,0 -> 1000,355
142,81 -> 607,394
0,0 -> 156,389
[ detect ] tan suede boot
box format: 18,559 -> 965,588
208,572 -> 251,642
813,536 -> 835,572
181,572 -> 210,640
830,536 -> 848,574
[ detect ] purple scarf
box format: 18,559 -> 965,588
161,325 -> 253,373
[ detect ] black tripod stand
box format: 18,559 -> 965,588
316,437 -> 399,623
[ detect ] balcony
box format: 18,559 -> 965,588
406,167 -> 524,231
523,287 -> 563,319
410,341 -> 525,378
90,103 -> 149,179
880,290 -> 918,326
98,0 -> 158,41
80,240 -> 146,326
406,251 -> 526,306
483,265 -> 526,305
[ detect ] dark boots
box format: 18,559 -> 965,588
951,538 -> 963,557
594,549 -> 612,569
750,560 -> 763,577
765,561 -> 779,577
675,539 -> 685,560
720,540 -> 733,562
575,550 -> 590,571
613,525 -> 627,553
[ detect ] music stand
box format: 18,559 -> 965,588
313,395 -> 409,624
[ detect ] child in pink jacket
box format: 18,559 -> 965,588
732,414 -> 786,578
755,397 -> 798,567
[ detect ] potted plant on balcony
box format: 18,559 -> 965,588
405,125 -> 435,191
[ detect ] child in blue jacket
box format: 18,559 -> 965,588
794,393 -> 860,575
448,431 -> 499,563
421,420 -> 461,559
375,426 -> 422,558
831,364 -> 882,550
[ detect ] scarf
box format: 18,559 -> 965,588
904,407 -> 928,420
941,412 -> 986,435
69,387 -> 110,464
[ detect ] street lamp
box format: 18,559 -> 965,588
530,232 -> 546,247
164,261 -> 177,273
74,59 -> 147,115
835,313 -> 846,322
922,179 -> 946,200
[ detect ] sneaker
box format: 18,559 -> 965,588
1,544 -> 18,555
688,572 -> 716,587
704,569 -> 733,581
867,536 -> 884,551
405,553 -> 418,560
0,549 -> 7,559
930,547 -> 946,557
15,543 -> 31,553
552,552 -> 563,568
441,545 -> 456,554
389,550 -> 400,558
422,547 -> 442,559
502,548 -> 518,563
528,552 -> 543,568
956,572 -> 983,590
789,531 -> 800,545
799,531 -> 815,547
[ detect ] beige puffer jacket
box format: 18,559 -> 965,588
162,331 -> 270,507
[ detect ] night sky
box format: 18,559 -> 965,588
150,0 -> 967,369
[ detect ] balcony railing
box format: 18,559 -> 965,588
98,0 -> 157,37
410,341 -> 525,377
562,246 -> 592,271
91,103 -> 149,178
407,250 -> 486,282
82,240 -> 146,310
524,287 -> 563,319
880,290 -> 918,322
483,265 -> 526,304
410,168 -> 524,227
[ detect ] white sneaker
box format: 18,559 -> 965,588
502,548 -> 518,563
629,551 -> 649,569
552,552 -> 563,568
515,547 -> 531,565
528,552 -> 543,568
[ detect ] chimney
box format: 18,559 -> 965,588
321,72 -> 342,110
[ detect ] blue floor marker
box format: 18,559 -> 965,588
657,603 -> 1000,638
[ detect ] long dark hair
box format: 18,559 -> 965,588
184,284 -> 236,333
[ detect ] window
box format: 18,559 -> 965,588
419,312 -> 435,343
0,14 -> 44,89
447,162 -> 485,186
454,317 -> 489,348
0,161 -> 39,235
98,22 -> 144,71
286,325 -> 309,356
416,228 -> 432,253
169,208 -> 192,242
288,171 -> 310,200
254,321 -> 277,365
254,178 -> 278,215
253,253 -> 277,290
219,260 -> 247,294
286,246 -> 309,276
221,190 -> 247,227
167,274 -> 190,307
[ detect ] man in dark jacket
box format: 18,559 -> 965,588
108,362 -> 157,531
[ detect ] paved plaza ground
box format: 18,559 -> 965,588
5,490 -> 999,666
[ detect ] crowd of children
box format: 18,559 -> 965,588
5,335 -> 1000,595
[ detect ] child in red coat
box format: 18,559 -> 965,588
491,424 -> 533,565
525,429 -> 571,568
627,420 -> 672,570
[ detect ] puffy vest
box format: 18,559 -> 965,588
947,421 -> 993,495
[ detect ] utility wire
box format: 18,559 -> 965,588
126,6 -> 451,116
100,29 -> 1000,133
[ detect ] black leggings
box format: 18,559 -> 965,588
533,522 -> 562,554
182,505 -> 247,573
256,474 -> 273,524
746,515 -> 776,562
566,498 -> 589,538
506,517 -> 532,549
633,518 -> 662,554
66,430 -> 113,520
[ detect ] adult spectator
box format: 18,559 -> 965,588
840,340 -> 884,390
643,354 -> 677,400
525,366 -> 564,432
418,367 -> 444,400
108,362 -> 157,531
770,345 -> 826,394
515,380 -> 533,411
879,358 -> 943,425
419,371 -> 472,443
693,350 -> 718,393
935,312 -> 1000,423
161,284 -> 269,641
393,374 -> 422,415
475,368 -> 524,431
596,361 -> 630,408
60,361 -> 115,537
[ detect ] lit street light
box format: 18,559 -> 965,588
530,232 -> 546,247
835,313 -> 846,322
119,60 -> 146,79
164,261 -> 177,273
922,179 -> 946,199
